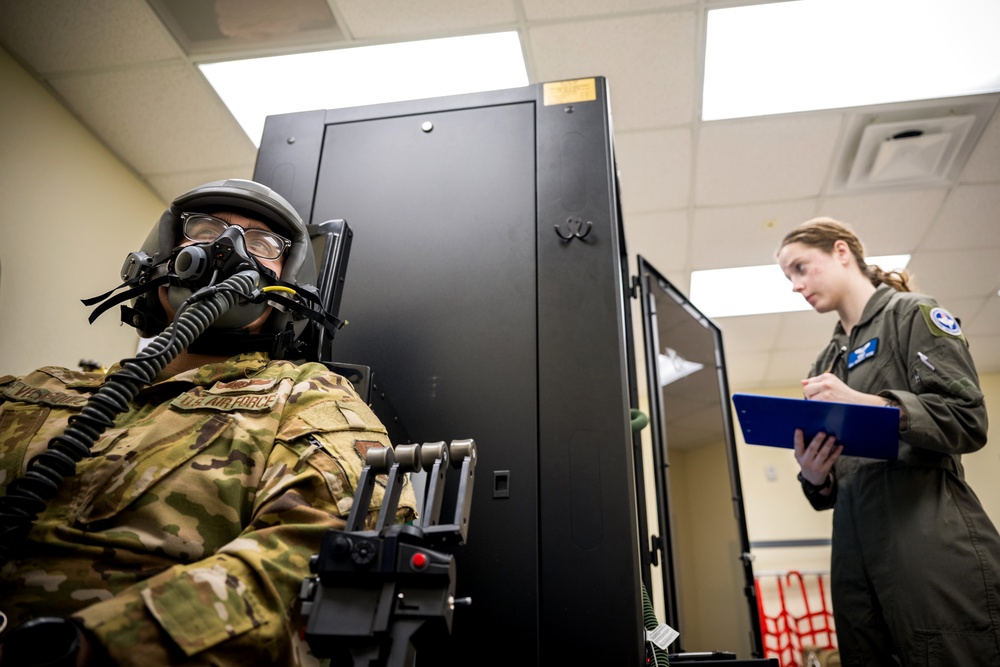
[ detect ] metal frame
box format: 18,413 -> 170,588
637,255 -> 764,657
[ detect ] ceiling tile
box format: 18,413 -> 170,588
765,347 -> 819,387
964,295 -> 1000,336
528,12 -> 696,130
907,248 -> 1000,300
0,0 -> 182,73
920,184 -> 1000,251
960,108 -> 1000,184
941,296 -> 993,335
695,113 -> 844,206
723,350 -> 770,391
715,315 -> 780,354
625,210 -> 689,274
522,0 -> 693,21
819,188 -> 947,256
968,334 -> 1000,374
615,128 -> 691,212
332,0 -> 517,39
689,200 -> 817,270
773,310 -> 839,352
50,63 -> 257,174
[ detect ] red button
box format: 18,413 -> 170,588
411,552 -> 428,569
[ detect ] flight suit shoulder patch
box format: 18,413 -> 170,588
918,304 -> 966,341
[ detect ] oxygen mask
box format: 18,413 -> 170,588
165,213 -> 288,329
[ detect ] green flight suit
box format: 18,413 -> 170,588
802,285 -> 1000,666
0,352 -> 417,666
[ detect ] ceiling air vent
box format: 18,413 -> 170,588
830,94 -> 999,194
846,114 -> 975,189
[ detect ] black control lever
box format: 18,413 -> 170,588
301,439 -> 477,667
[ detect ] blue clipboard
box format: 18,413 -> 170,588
731,393 -> 899,461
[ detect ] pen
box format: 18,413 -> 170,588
825,345 -> 848,374
918,351 -> 935,371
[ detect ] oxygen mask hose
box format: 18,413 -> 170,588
0,270 -> 261,565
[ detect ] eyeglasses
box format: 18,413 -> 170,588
181,213 -> 291,260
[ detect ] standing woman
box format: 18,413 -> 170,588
776,217 -> 1000,666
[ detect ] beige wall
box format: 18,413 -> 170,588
0,48 -> 165,376
670,440 -> 754,656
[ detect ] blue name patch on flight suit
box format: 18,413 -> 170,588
847,338 -> 878,369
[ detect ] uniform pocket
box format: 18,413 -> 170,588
919,627 -> 1000,666
141,561 -> 264,657
74,413 -> 233,525
0,404 -> 50,488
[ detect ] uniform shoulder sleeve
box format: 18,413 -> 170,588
880,291 -> 986,455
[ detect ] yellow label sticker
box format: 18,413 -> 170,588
543,78 -> 597,106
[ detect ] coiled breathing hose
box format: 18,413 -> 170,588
0,270 -> 260,565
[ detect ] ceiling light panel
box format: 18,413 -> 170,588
200,32 -> 528,146
690,255 -> 911,318
703,0 -> 1000,120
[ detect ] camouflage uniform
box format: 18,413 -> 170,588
803,285 -> 1000,666
0,352 -> 417,666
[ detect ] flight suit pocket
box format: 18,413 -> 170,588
919,627 -> 1000,666
141,561 -> 263,657
0,404 -> 50,487
74,413 -> 233,524
907,344 -> 983,404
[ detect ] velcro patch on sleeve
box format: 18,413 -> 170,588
338,403 -> 368,430
208,377 -> 279,394
919,304 -> 966,341
298,400 -> 385,433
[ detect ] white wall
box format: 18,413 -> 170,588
0,48 -> 165,376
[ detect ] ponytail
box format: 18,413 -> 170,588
864,264 -> 912,292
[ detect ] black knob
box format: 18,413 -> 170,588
352,540 -> 377,567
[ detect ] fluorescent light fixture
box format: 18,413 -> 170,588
658,348 -> 705,387
200,32 -> 527,146
703,0 -> 1000,120
690,255 -> 911,318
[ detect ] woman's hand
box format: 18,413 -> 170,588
801,372 -> 885,406
794,429 -> 842,488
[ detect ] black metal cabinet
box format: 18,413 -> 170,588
255,78 -> 643,665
